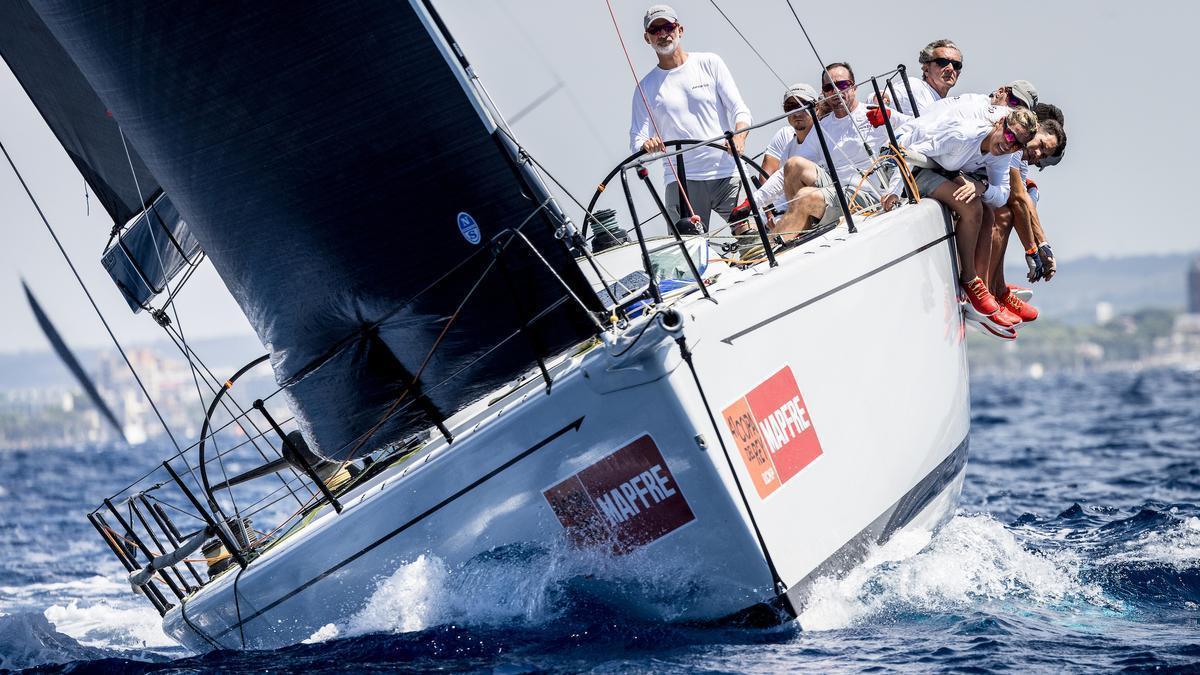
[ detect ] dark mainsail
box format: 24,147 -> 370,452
0,0 -> 200,313
25,0 -> 602,459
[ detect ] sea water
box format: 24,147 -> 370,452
1,367 -> 1197,672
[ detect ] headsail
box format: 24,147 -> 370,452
27,0 -> 602,459
0,0 -> 200,313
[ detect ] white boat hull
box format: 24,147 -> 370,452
163,200 -> 970,650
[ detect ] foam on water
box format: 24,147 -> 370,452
798,514 -> 1111,631
302,538 -> 715,644
43,600 -> 173,649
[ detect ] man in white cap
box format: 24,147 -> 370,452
629,4 -> 752,232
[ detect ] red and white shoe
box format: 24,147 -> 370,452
979,321 -> 1017,340
1000,291 -> 1038,323
1006,284 -> 1033,302
961,277 -> 1018,329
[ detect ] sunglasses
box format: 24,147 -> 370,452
926,57 -> 963,71
821,79 -> 854,92
1002,120 -> 1032,148
783,100 -> 812,113
647,21 -> 679,36
1006,92 -> 1026,108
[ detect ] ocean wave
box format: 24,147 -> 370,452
797,514 -> 1112,632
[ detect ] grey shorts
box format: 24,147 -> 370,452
665,177 -> 742,232
912,167 -> 950,198
813,165 -> 880,227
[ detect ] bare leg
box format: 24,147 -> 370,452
929,180 -> 983,282
975,204 -> 996,287
771,158 -> 827,238
990,207 -> 1015,297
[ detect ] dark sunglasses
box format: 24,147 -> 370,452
821,79 -> 854,92
928,57 -> 963,71
783,100 -> 812,112
1006,92 -> 1026,108
1002,120 -> 1031,148
647,21 -> 679,36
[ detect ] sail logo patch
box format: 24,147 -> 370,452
722,366 -> 823,499
457,212 -> 481,245
543,435 -> 694,554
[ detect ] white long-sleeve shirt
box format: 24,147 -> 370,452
890,98 -> 1018,207
893,75 -> 943,116
751,126 -> 822,211
818,104 -> 892,197
629,52 -> 752,182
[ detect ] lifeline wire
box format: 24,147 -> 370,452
0,137 -> 183,453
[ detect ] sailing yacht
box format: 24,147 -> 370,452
0,0 -> 969,651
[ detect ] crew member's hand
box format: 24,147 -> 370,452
1025,246 -> 1044,282
642,136 -> 666,154
726,132 -> 747,157
1038,243 -> 1056,280
881,194 -> 900,211
952,180 -> 977,203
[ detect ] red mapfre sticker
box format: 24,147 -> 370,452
722,366 -> 822,499
543,435 -> 695,554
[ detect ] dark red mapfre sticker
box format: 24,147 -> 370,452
543,435 -> 695,554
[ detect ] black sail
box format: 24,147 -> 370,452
27,0 -> 602,459
0,0 -> 159,225
0,0 -> 201,313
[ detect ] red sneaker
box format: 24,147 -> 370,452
992,305 -> 1022,328
1000,291 -> 1038,322
962,277 -> 1000,316
979,321 -> 1017,340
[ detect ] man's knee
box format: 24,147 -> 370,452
783,157 -> 817,185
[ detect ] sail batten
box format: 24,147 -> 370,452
24,0 -> 601,459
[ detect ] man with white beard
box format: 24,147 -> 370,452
629,5 -> 752,232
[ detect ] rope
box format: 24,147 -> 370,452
706,0 -> 787,86
602,0 -> 698,220
0,137 -> 184,453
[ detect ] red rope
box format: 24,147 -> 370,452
603,0 -> 698,221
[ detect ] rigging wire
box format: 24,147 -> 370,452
706,0 -> 787,87
0,137 -> 183,453
781,0 -> 888,194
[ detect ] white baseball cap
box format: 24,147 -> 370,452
784,83 -> 818,106
643,5 -> 678,30
1007,80 -> 1039,108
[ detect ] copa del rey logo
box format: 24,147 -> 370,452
722,366 -> 823,498
543,435 -> 695,554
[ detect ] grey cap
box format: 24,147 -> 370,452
783,82 -> 818,106
1007,80 -> 1039,108
643,4 -> 677,30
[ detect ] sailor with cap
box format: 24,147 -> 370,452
629,4 -> 752,232
746,83 -> 822,215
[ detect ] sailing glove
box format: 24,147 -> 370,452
1025,246 -> 1044,282
1038,243 -> 1056,280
